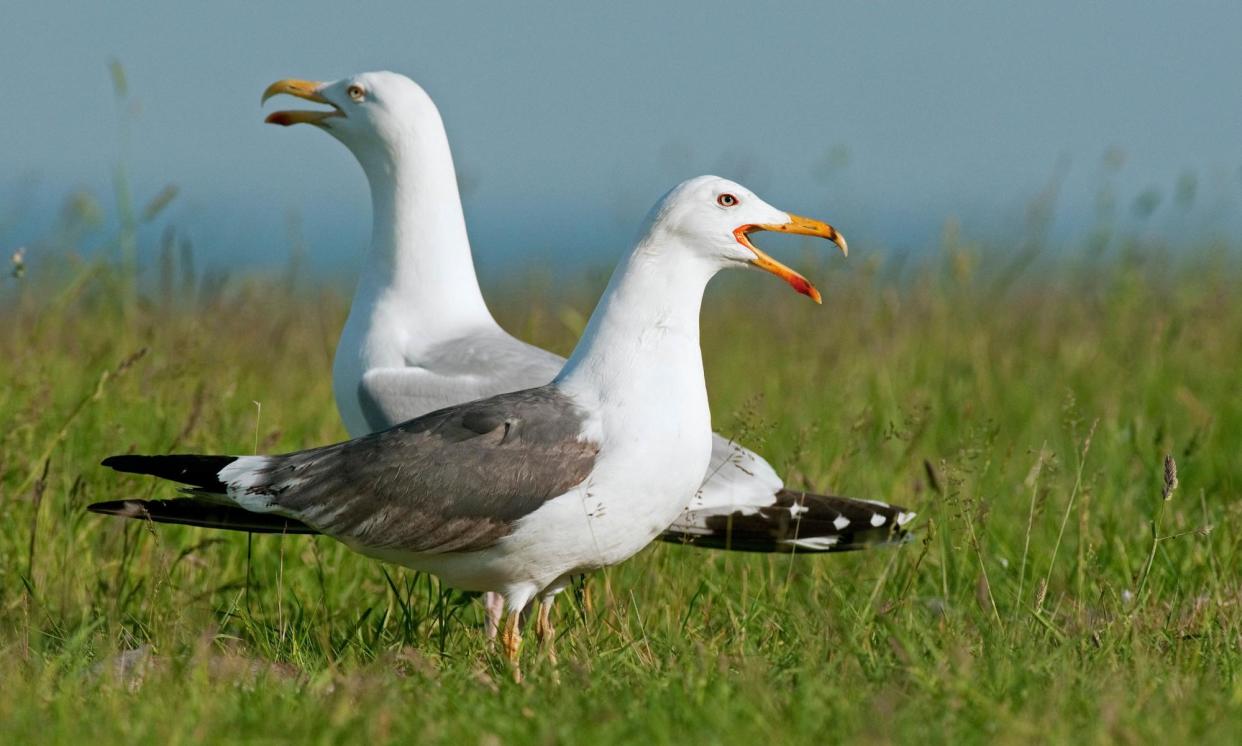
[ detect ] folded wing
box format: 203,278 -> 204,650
97,385 -> 598,555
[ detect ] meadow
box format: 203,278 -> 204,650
1,196 -> 1240,743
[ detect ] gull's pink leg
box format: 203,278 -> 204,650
483,592 -> 505,639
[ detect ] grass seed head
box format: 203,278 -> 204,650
1162,454 -> 1178,501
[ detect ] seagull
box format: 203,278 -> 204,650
95,72 -> 915,639
265,72 -> 911,543
93,175 -> 850,676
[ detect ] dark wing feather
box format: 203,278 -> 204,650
660,490 -> 914,553
88,498 -> 317,534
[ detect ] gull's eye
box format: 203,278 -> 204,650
717,193 -> 739,207
347,84 -> 366,102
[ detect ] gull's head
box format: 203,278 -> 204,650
646,176 -> 847,304
262,71 -> 439,154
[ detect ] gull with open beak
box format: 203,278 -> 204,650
99,73 -> 914,651
95,175 -> 865,680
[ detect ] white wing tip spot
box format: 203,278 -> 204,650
833,515 -> 850,530
665,524 -> 713,536
897,511 -> 917,526
870,513 -> 887,527
788,535 -> 840,550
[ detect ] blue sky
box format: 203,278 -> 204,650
3,1 -> 1240,278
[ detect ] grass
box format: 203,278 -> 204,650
2,223 -> 1241,743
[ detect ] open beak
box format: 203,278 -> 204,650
732,214 -> 848,304
261,79 -> 343,126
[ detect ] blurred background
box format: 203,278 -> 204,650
3,0 -> 1240,284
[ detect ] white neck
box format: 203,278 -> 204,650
347,112 -> 494,332
557,231 -> 719,420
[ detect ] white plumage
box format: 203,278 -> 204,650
95,174 -> 846,677
260,71 -> 914,633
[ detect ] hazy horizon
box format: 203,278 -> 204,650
4,1 -> 1241,282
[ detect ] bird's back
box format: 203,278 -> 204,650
334,307 -> 565,437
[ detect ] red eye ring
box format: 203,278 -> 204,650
717,193 -> 739,207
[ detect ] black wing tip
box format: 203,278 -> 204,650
87,498 -> 318,535
100,454 -> 169,476
98,453 -> 237,492
100,454 -> 132,471
87,498 -> 148,518
660,523 -> 916,554
663,490 -> 919,554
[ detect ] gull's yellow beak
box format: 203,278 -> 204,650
261,79 -> 342,126
732,214 -> 848,304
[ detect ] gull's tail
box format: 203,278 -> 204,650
660,489 -> 916,553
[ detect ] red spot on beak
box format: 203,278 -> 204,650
787,274 -> 814,298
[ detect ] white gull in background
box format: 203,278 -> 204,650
93,175 -> 851,677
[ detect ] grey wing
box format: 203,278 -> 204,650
358,330 -> 566,431
251,385 -> 598,554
